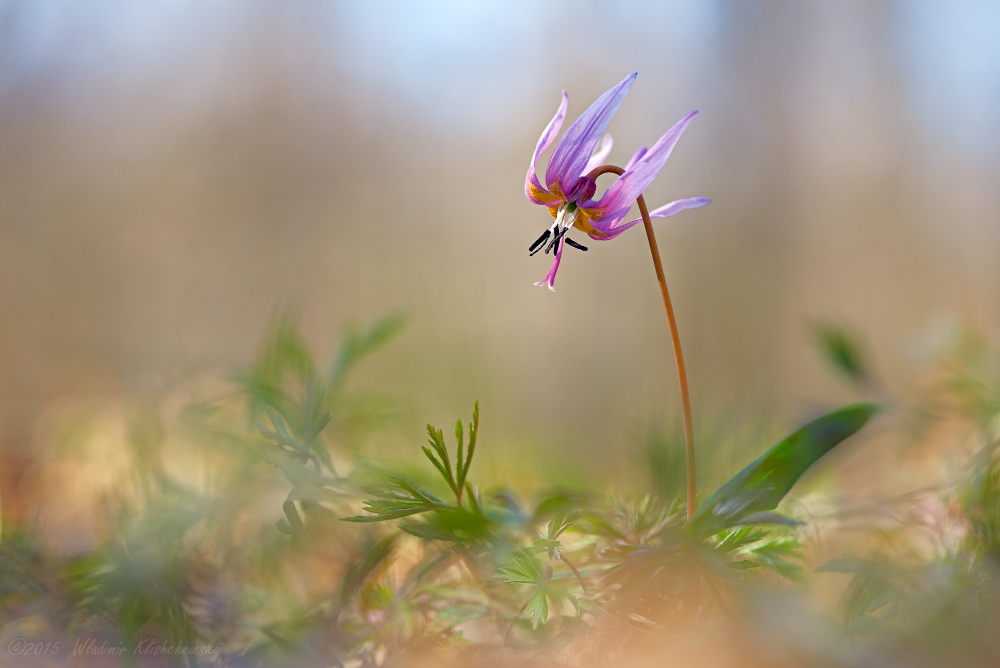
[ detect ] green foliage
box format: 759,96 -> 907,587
597,497 -> 806,625
817,553 -> 907,633
687,403 -> 880,538
534,512 -> 582,559
345,477 -> 451,522
496,550 -> 548,587
421,401 -> 479,505
0,308 -> 902,663
343,403 -> 488,547
328,313 -> 406,393
815,323 -> 871,385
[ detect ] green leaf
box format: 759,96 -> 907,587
547,512 -> 583,541
524,589 -> 549,629
496,552 -> 546,586
727,560 -> 760,570
687,403 -> 879,537
463,401 -> 479,483
341,477 -> 449,522
731,511 -> 804,527
338,535 -> 395,608
455,419 -> 465,487
815,323 -> 869,384
401,508 -> 492,544
742,535 -> 804,581
283,500 -> 305,533
531,494 -> 583,522
425,425 -> 457,493
328,312 -> 405,391
540,512 -> 583,556
715,526 -> 768,552
391,476 -> 448,508
400,522 -> 460,541
421,446 -> 452,485
465,482 -> 482,515
238,311 -> 313,420
266,408 -> 302,451
342,502 -> 429,523
313,411 -> 332,438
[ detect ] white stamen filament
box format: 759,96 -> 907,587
553,203 -> 576,232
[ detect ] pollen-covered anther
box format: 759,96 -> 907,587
544,227 -> 565,255
528,229 -> 551,255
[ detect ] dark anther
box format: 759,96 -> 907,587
528,229 -> 551,255
565,237 -> 588,252
544,227 -> 564,255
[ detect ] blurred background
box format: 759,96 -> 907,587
2,0 -> 1000,487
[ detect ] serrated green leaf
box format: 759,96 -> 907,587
497,553 -> 545,586
525,589 -> 549,629
687,403 -> 879,537
341,477 -> 449,522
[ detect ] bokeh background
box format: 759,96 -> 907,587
3,0 -> 1000,488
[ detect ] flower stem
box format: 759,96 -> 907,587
586,165 -> 697,518
503,596 -> 532,645
560,553 -> 588,594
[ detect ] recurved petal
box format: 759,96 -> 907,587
582,133 -> 614,175
646,197 -> 711,219
588,197 -> 712,241
624,145 -> 648,171
586,196 -> 711,241
580,111 -> 699,224
584,214 -> 635,240
545,73 -> 637,200
526,91 -> 569,205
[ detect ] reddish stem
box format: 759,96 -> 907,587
586,164 -> 697,518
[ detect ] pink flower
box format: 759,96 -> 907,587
526,73 -> 709,291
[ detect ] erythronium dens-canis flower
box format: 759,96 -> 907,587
525,72 -> 710,291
